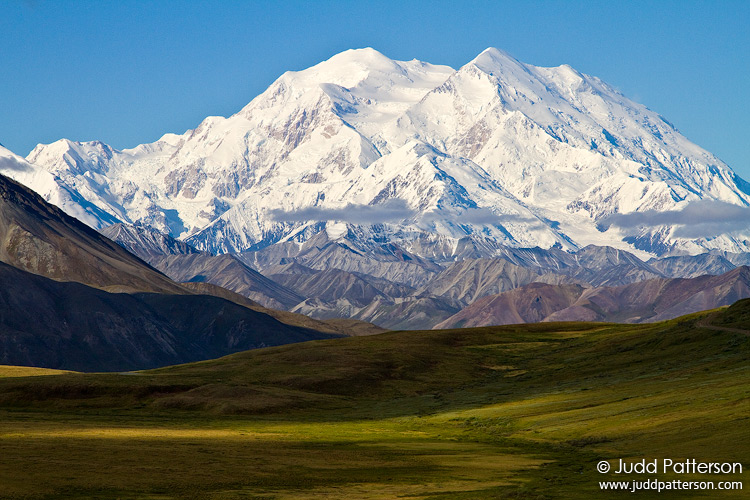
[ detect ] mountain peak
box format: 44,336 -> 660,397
330,47 -> 392,63
21,48 -> 750,258
477,46 -> 515,59
470,47 -> 524,73
287,47 -> 406,90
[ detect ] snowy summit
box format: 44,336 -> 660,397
10,47 -> 750,258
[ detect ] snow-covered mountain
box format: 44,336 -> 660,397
0,145 -> 118,228
20,48 -> 750,257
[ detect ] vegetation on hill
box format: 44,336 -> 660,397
0,304 -> 747,498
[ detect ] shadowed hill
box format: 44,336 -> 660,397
0,301 -> 746,420
0,261 -> 340,372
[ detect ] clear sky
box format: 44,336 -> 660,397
2,0 -> 748,178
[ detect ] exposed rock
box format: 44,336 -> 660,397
0,174 -> 182,294
436,267 -> 750,328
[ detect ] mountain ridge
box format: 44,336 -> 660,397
435,266 -> 750,328
0,173 -> 182,294
9,47 -> 750,259
100,220 -> 750,330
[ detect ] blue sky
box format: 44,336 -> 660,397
2,0 -> 748,178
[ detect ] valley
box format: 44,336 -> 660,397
0,301 -> 747,498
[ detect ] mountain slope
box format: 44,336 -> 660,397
269,268 -> 391,307
348,295 -> 461,330
0,261 -> 339,371
417,258 -> 577,307
561,266 -> 750,323
24,48 -> 750,258
436,266 -> 750,328
148,253 -> 304,310
179,281 -> 385,336
648,253 -> 737,278
433,283 -> 586,328
0,173 -> 182,293
99,222 -> 307,309
100,222 -> 201,260
238,230 -> 442,288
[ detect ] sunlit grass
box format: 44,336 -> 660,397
0,365 -> 74,377
0,308 -> 747,498
0,414 -> 545,499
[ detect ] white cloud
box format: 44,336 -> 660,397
268,199 -> 415,224
269,200 -> 537,227
0,156 -> 32,173
602,199 -> 750,238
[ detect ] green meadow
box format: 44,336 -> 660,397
0,300 -> 748,499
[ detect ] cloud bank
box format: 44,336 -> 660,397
603,199 -> 750,238
269,200 -> 536,227
268,199 -> 415,225
0,155 -> 32,173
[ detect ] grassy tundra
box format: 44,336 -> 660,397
0,300 -> 748,499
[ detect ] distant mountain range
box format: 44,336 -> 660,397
435,267 -> 750,328
4,47 -> 750,260
102,221 -> 750,330
3,47 -> 750,354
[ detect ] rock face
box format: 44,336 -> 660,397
100,222 -> 201,260
0,173 -> 181,293
19,47 -> 750,259
435,267 -> 750,328
417,258 -> 575,307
